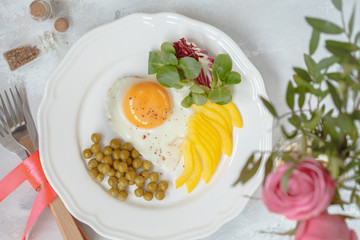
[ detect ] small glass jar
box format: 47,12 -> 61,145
3,31 -> 56,71
29,0 -> 53,22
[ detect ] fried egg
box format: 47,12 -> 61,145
106,76 -> 193,171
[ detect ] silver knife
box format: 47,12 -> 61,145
19,86 -> 38,153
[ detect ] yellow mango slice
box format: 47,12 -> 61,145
188,126 -> 214,169
192,105 -> 230,133
191,117 -> 218,158
185,143 -> 202,193
176,101 -> 241,193
175,138 -> 194,188
192,114 -> 222,173
224,102 -> 243,128
198,112 -> 232,156
193,127 -> 219,175
205,101 -> 232,135
188,131 -> 213,183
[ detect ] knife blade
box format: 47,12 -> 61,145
19,86 -> 38,153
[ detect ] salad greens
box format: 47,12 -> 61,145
148,40 -> 241,107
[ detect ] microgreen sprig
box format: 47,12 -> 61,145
148,41 -> 241,108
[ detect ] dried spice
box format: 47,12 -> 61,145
3,46 -> 40,71
29,0 -> 52,21
30,1 -> 46,18
54,18 -> 69,32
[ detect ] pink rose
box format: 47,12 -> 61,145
262,157 -> 336,220
295,213 -> 358,240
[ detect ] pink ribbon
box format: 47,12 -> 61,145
0,151 -> 57,240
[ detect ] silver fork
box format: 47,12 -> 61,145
0,109 -> 28,160
0,86 -> 89,239
0,87 -> 35,155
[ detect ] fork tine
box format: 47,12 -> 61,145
5,90 -> 19,127
10,88 -> 25,124
0,105 -> 10,134
15,86 -> 24,109
0,123 -> 4,137
16,86 -> 29,116
0,93 -> 14,129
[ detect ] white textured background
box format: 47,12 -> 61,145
0,0 -> 359,239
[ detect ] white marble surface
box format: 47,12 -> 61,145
0,0 -> 359,239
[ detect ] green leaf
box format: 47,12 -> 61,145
213,54 -> 232,80
306,17 -> 343,34
192,92 -> 207,106
264,154 -> 274,182
288,114 -> 301,127
209,80 -> 217,89
337,214 -> 357,220
326,40 -> 358,52
281,126 -> 298,139
314,73 -> 324,84
337,113 -> 358,140
181,94 -> 194,108
355,32 -> 360,44
217,79 -> 226,88
164,53 -> 178,65
303,109 -> 322,131
208,87 -> 232,105
260,229 -> 296,236
190,84 -> 205,94
286,81 -> 295,109
281,166 -> 295,192
280,152 -> 295,163
311,136 -> 326,152
344,159 -> 359,172
327,72 -> 342,81
325,41 -> 358,62
310,29 -> 320,55
352,110 -> 360,120
298,88 -> 306,108
148,51 -> 165,74
323,115 -> 342,143
325,108 -> 334,117
234,154 -> 262,185
156,65 -> 183,89
350,188 -> 356,202
317,56 -> 340,70
326,80 -> 342,111
348,4 -> 356,36
216,67 -> 224,81
356,195 -> 360,210
329,155 -> 340,179
178,57 -> 201,79
313,88 -> 328,99
331,0 -> 342,11
332,189 -> 346,207
304,54 -> 317,77
224,71 -> 241,85
293,67 -> 312,82
260,96 -> 278,118
294,75 -> 313,91
161,42 -> 176,54
326,45 -> 351,59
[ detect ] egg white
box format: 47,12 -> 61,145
105,76 -> 193,172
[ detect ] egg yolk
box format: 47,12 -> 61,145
123,81 -> 172,129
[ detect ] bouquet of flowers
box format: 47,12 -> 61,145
236,0 -> 359,239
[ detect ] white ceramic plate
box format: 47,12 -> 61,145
38,12 -> 272,240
